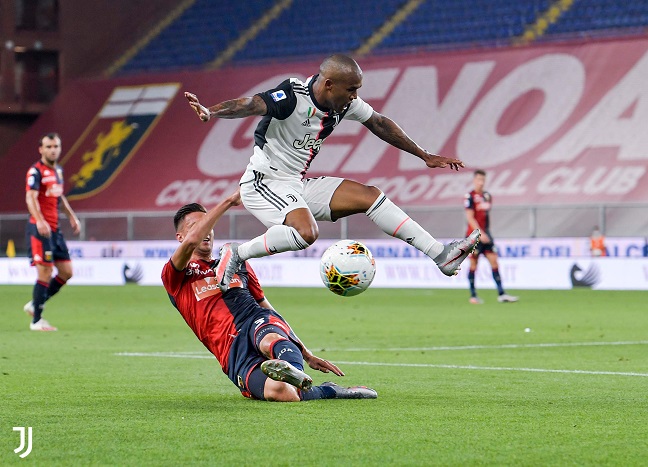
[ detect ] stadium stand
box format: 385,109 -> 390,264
114,0 -> 648,74
118,0 -> 278,74
544,1 -> 648,37
375,0 -> 551,51
230,0 -> 404,63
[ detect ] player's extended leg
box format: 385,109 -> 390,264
256,330 -> 377,401
30,263 -> 58,331
485,252 -> 518,303
216,209 -> 315,291
216,177 -> 316,291
468,253 -> 483,304
329,180 -> 480,276
48,259 -> 72,299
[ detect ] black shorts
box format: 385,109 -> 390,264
227,307 -> 300,400
473,231 -> 497,256
26,223 -> 70,266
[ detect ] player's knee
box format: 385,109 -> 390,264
37,265 -> 54,281
365,185 -> 382,199
264,380 -> 300,402
294,225 -> 318,245
258,332 -> 283,357
59,269 -> 73,281
362,185 -> 384,209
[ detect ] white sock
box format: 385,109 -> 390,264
366,193 -> 445,259
237,225 -> 310,260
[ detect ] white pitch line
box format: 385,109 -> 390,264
334,361 -> 648,378
314,340 -> 648,352
115,341 -> 648,357
115,351 -> 648,378
116,352 -> 212,359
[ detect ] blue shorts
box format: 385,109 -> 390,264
26,223 -> 70,266
227,307 -> 301,400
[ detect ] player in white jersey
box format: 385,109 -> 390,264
186,54 -> 480,291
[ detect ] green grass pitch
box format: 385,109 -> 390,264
1,284 -> 647,465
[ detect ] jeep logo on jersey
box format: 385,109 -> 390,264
293,133 -> 323,151
63,84 -> 180,200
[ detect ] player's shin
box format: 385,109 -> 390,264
270,338 -> 305,371
492,268 -> 505,295
237,225 -> 309,260
468,270 -> 477,297
300,385 -> 337,401
366,193 -> 444,259
47,275 -> 67,298
32,280 -> 49,323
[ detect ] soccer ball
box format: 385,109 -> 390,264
320,240 -> 376,296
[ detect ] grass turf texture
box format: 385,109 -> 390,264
1,285 -> 647,465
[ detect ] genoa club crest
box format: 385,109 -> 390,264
62,84 -> 179,200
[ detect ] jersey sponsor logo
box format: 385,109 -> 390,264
293,133 -> 323,151
271,90 -> 286,102
45,184 -> 64,197
193,276 -> 221,301
62,84 -> 180,200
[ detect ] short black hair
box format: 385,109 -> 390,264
173,203 -> 206,231
474,169 -> 486,177
39,132 -> 60,146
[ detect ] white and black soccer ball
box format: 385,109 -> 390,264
320,240 -> 376,297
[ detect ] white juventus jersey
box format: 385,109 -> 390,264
243,74 -> 374,181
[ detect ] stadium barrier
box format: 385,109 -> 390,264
2,254 -> 647,290
45,237 -> 648,259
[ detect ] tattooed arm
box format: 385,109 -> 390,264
184,92 -> 267,121
362,111 -> 464,170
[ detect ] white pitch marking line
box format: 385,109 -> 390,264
115,351 -> 648,378
315,340 -> 648,352
334,361 -> 648,378
116,352 -> 212,359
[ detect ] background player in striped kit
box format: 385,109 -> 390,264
464,169 -> 518,304
186,54 -> 479,290
24,133 -> 81,331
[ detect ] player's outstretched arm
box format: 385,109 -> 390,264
171,190 -> 241,270
184,92 -> 267,122
362,111 -> 464,171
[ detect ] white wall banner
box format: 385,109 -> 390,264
64,237 -> 648,260
2,257 -> 647,290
